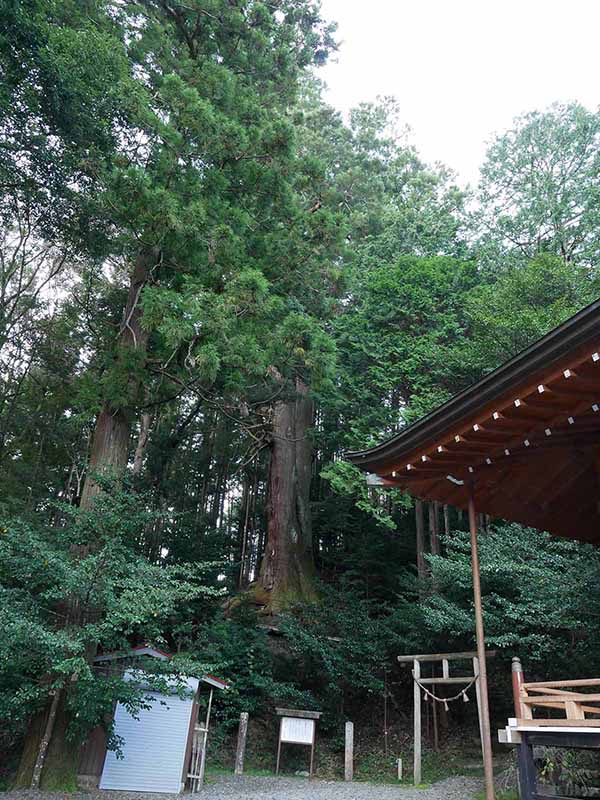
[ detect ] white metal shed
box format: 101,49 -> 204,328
100,673 -> 199,794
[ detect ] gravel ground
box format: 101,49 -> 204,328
1,774 -> 483,800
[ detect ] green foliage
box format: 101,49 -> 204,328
463,254 -> 598,369
0,479 -> 219,744
477,102 -> 600,268
277,584 -> 402,720
327,255 -> 478,471
421,524 -> 600,672
189,606 -> 314,728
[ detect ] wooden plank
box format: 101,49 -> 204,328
523,678 -> 600,689
31,688 -> 62,789
417,676 -> 475,685
398,650 -> 496,663
524,700 -> 600,716
516,718 -> 600,728
275,718 -> 283,775
344,721 -> 353,782
565,700 -> 586,720
526,685 -> 600,699
522,694 -> 600,704
275,708 -> 322,719
524,730 -> 600,748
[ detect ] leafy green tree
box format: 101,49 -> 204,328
1,480 -> 218,788
323,255 -> 477,501
462,254 -> 599,373
420,524 -> 600,677
477,102 -> 600,268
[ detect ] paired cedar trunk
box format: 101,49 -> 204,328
16,249 -> 157,789
79,248 -> 156,509
257,380 -> 317,612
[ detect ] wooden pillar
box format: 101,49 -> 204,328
517,733 -> 537,800
344,721 -> 353,782
413,659 -> 422,785
429,501 -> 441,556
511,657 -> 525,719
443,504 -> 450,536
415,499 -> 427,580
467,488 -> 495,800
275,717 -> 283,775
235,712 -> 249,776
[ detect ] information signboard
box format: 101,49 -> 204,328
275,708 -> 322,777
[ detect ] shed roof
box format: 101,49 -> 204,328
93,646 -> 229,689
347,298 -> 600,543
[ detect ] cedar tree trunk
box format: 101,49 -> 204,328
415,498 -> 427,581
79,248 -> 156,509
257,379 -> 317,612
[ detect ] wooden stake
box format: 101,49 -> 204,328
468,488 -> 495,800
31,688 -> 61,789
344,721 -> 353,782
413,659 -> 422,785
383,670 -> 389,755
276,717 -> 283,775
235,712 -> 249,776
432,684 -> 439,752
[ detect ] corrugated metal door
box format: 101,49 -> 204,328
100,679 -> 198,794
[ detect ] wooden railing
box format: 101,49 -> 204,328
515,675 -> 600,727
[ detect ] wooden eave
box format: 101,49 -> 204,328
346,298 -> 600,543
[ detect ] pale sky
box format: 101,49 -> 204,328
319,0 -> 600,186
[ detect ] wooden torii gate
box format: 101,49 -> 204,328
398,650 -> 496,785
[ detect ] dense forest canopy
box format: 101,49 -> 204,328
2,0 -> 600,789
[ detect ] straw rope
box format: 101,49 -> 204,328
413,675 -> 478,710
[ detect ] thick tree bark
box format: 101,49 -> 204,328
415,498 -> 427,582
443,504 -> 450,536
256,379 -> 317,612
79,248 -> 156,509
429,501 -> 441,556
17,248 -> 157,789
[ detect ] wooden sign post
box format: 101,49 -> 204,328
234,712 -> 249,776
344,721 -> 353,781
275,708 -> 322,778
